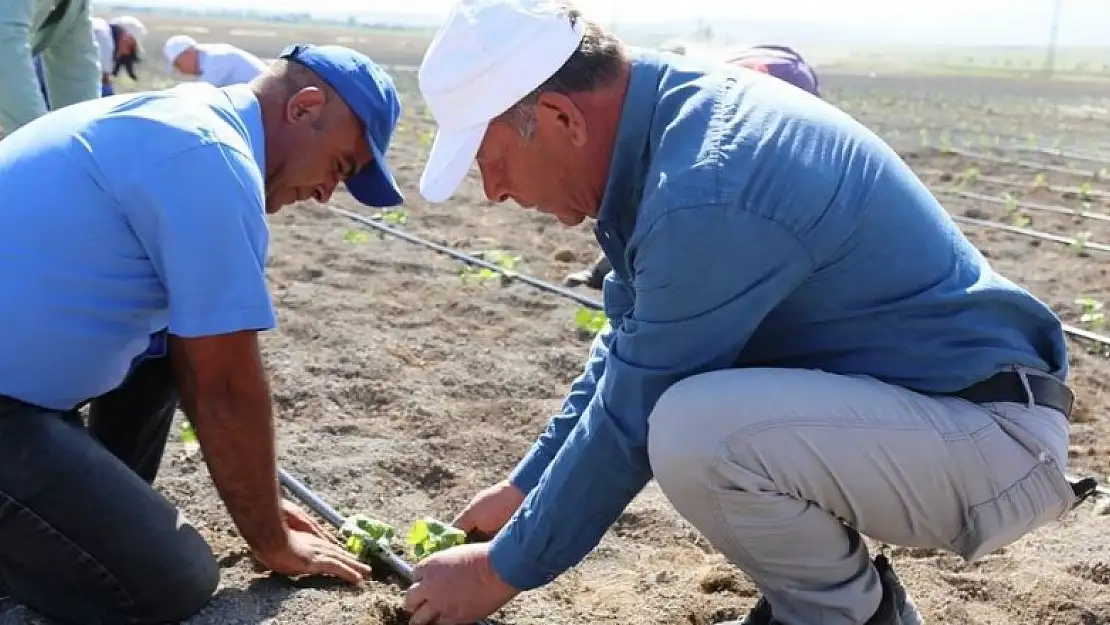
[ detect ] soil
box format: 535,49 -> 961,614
3,13 -> 1109,625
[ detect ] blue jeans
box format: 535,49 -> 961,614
0,357 -> 219,624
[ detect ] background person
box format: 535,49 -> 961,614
164,34 -> 270,87
93,15 -> 148,96
0,0 -> 100,136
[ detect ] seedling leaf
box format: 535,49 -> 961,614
406,518 -> 467,561
179,420 -> 198,445
343,230 -> 370,244
574,307 -> 608,335
340,514 -> 396,560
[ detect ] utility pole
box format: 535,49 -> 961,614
1043,0 -> 1063,78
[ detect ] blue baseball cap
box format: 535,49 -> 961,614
278,44 -> 405,207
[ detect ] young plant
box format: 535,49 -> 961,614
460,250 -> 520,285
406,518 -> 467,561
1075,297 -> 1106,330
341,514 -> 397,560
378,209 -> 408,226
574,307 -> 608,338
343,229 -> 370,244
1070,231 -> 1092,256
179,420 -> 200,457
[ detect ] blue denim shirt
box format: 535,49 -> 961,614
487,50 -> 1068,590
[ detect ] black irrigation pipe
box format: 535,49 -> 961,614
329,206 -> 601,309
940,147 -> 1102,179
938,188 -> 1110,225
278,468 -> 498,625
951,214 -> 1110,254
919,168 -> 1110,204
871,123 -> 1110,161
328,207 -> 1110,350
1011,145 -> 1110,166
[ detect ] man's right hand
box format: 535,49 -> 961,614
254,527 -> 374,585
452,480 -> 526,542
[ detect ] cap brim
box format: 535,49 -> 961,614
345,133 -> 405,208
419,123 -> 486,204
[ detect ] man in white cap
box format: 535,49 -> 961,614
403,1 -> 1082,624
0,0 -> 100,135
164,34 -> 269,88
93,15 -> 148,96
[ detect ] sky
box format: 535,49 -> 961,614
97,0 -> 1110,47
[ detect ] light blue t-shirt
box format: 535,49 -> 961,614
0,82 -> 276,411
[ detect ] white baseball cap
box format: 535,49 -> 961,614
163,35 -> 197,72
109,16 -> 147,44
417,0 -> 585,203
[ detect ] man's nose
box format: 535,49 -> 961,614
316,182 -> 337,204
478,164 -> 510,204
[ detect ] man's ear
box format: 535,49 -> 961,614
535,92 -> 588,148
284,86 -> 327,127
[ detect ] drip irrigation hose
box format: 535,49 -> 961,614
329,206 -> 1110,349
277,468 -> 498,625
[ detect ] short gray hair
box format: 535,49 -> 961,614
496,1 -> 626,140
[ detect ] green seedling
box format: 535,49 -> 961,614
180,420 -> 197,444
460,250 -> 520,285
343,229 -> 370,244
341,514 -> 397,560
1075,297 -> 1106,330
1078,181 -> 1093,201
379,209 -> 408,226
179,420 -> 199,458
406,518 -> 467,562
1070,231 -> 1092,256
574,307 -> 608,336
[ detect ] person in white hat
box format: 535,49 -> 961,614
96,15 -> 148,95
32,14 -> 146,107
402,1 -> 1081,625
0,0 -> 101,135
164,34 -> 269,88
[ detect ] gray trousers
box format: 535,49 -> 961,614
647,366 -> 1074,625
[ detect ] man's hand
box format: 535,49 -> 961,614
452,480 -> 526,542
404,542 -> 518,625
281,498 -> 333,541
253,525 -> 374,585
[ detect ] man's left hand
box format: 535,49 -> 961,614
404,542 -> 519,625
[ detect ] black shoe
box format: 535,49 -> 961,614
563,255 -> 611,290
723,555 -> 923,625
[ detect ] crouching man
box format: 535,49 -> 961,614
0,44 -> 405,624
400,2 -> 1080,625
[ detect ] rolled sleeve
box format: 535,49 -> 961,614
489,204 -> 816,590
121,144 -> 276,338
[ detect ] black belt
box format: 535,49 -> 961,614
944,370 -> 1074,420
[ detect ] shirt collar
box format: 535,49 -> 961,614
219,83 -> 266,175
595,48 -> 668,232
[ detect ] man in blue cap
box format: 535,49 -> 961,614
0,43 -> 402,623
